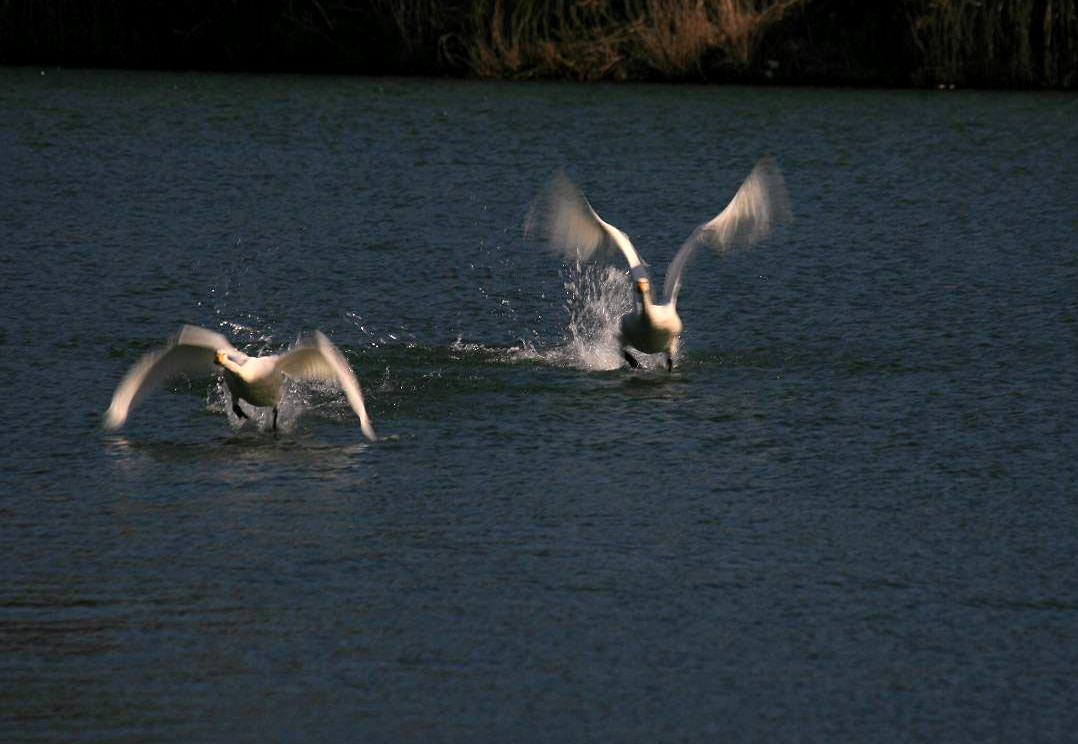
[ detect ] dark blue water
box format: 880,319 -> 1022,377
2,67 -> 1078,742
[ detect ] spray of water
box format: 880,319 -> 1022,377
553,262 -> 633,370
479,262 -> 633,371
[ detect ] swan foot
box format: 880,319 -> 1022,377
622,349 -> 640,369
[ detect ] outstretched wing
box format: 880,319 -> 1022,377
104,325 -> 237,430
663,158 -> 791,303
525,171 -> 645,269
275,332 -> 377,442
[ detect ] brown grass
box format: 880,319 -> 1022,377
2,0 -> 1074,87
464,0 -> 805,80
905,0 -> 1078,87
634,0 -> 803,75
633,0 -> 719,76
467,0 -> 632,80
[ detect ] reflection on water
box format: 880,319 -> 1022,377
104,432 -> 373,462
103,432 -> 375,494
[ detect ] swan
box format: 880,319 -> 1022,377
104,325 -> 376,440
526,158 -> 791,370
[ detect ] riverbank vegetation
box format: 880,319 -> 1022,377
1,0 -> 1074,88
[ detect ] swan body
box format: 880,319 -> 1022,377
527,159 -> 791,370
619,276 -> 683,360
105,325 -> 376,440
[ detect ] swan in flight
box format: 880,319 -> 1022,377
104,325 -> 377,440
527,158 -> 791,370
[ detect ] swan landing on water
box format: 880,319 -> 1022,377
526,158 -> 791,370
104,325 -> 377,440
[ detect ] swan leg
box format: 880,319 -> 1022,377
622,348 -> 641,369
231,399 -> 248,420
272,407 -> 279,433
666,338 -> 679,371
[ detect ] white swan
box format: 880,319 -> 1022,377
104,325 -> 377,440
527,158 -> 791,370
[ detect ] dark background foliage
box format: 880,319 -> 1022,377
1,0 -> 1074,88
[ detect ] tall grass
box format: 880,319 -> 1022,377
635,0 -> 802,75
466,0 -> 634,80
464,0 -> 806,80
0,0 -> 1074,87
904,0 -> 1078,87
461,0 -> 1077,85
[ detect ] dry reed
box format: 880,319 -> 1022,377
634,0 -> 803,75
1,0 -> 1074,87
904,0 -> 1078,87
464,0 -> 806,80
467,0 -> 632,80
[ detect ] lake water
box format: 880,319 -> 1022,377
2,67 -> 1077,742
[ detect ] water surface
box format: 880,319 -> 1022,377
2,68 -> 1078,742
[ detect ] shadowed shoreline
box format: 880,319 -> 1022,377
2,0 -> 1075,88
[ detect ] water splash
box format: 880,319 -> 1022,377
345,311 -> 418,350
494,263 -> 633,371
556,263 -> 633,370
219,319 -> 261,338
443,263 -> 638,371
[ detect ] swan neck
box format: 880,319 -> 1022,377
217,356 -> 246,377
636,282 -> 655,311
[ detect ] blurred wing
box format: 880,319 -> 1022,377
525,171 -> 644,269
175,325 -> 237,354
103,325 -> 231,429
663,158 -> 791,303
276,332 -> 377,442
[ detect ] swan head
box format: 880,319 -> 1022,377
214,350 -> 228,366
635,277 -> 650,294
